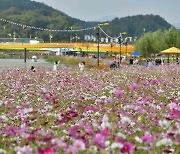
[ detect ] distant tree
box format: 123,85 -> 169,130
135,29 -> 180,57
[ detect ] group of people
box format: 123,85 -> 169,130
145,58 -> 164,67
110,59 -> 120,69
54,60 -> 86,72
30,60 -> 86,72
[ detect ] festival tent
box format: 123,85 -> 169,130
160,47 -> 180,63
160,47 -> 180,54
130,51 -> 141,56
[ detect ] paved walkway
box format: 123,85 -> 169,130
0,59 -> 52,69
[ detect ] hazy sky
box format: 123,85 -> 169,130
34,0 -> 180,24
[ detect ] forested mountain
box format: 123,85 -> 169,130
0,0 -> 173,42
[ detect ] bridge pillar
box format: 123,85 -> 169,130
24,48 -> 27,63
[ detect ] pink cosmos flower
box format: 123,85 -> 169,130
114,89 -> 124,96
115,136 -> 125,143
150,79 -> 159,85
40,136 -> 52,142
69,125 -> 79,137
169,109 -> 180,119
38,147 -> 55,154
85,106 -> 99,111
120,142 -> 133,153
93,134 -> 106,149
73,140 -> 86,151
141,135 -> 154,143
101,129 -> 110,137
26,135 -> 36,142
128,83 -> 140,90
15,145 -> 33,154
109,108 -> 116,112
167,103 -> 178,110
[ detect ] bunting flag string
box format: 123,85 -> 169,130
0,18 -> 96,32
1,18 -> 124,41
98,26 -> 121,39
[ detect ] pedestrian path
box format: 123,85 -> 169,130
0,59 -> 52,69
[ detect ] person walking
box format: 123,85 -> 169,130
53,60 -> 59,72
79,61 -> 85,72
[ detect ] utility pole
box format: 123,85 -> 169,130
97,22 -> 109,67
119,32 -> 127,64
13,31 -> 16,43
97,26 -> 100,67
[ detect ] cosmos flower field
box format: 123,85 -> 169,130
0,65 -> 179,154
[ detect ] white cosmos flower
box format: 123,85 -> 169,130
135,136 -> 143,143
100,95 -> 107,99
159,120 -> 170,129
156,138 -> 173,147
0,149 -> 7,154
102,115 -> 109,122
117,132 -> 126,139
121,116 -> 131,124
0,101 -> 3,106
23,108 -> 33,114
105,141 -> 110,146
101,121 -> 111,129
0,115 -> 8,121
95,112 -> 100,116
111,142 -> 123,149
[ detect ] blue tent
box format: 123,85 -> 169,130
131,51 -> 141,56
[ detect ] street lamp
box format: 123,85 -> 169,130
110,43 -> 113,57
13,31 -> 16,43
49,34 -> 53,43
124,40 -> 128,61
73,34 -> 80,42
97,22 -> 109,66
119,32 -> 127,64
70,27 -> 73,43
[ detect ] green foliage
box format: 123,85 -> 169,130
135,29 -> 180,57
0,0 -> 173,42
108,15 -> 172,38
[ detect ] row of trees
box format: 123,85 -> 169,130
135,29 -> 180,57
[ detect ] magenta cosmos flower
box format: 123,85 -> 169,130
38,147 -> 55,154
120,142 -> 133,153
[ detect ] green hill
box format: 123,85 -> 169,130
0,0 -> 173,42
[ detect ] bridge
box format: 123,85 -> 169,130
0,42 -> 135,62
